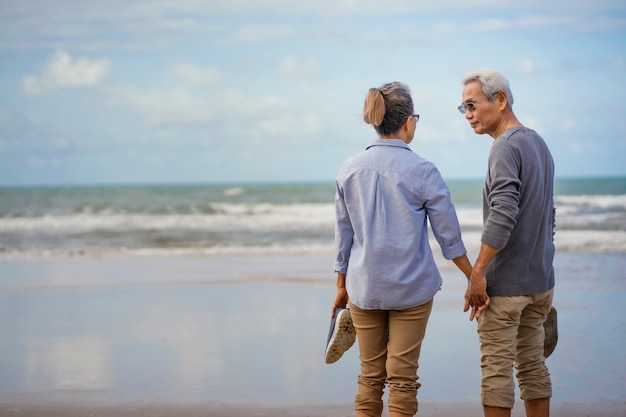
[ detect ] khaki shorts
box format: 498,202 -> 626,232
477,289 -> 554,408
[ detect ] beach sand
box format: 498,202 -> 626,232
3,401 -> 625,417
0,253 -> 624,416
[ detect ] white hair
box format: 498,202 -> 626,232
462,69 -> 514,108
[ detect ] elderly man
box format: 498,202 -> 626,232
459,69 -> 556,417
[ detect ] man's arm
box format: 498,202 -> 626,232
468,243 -> 499,309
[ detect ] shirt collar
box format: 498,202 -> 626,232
365,138 -> 411,151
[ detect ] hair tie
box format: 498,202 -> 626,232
369,87 -> 384,95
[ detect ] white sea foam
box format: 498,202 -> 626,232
1,195 -> 625,260
1,228 -> 623,262
454,207 -> 484,228
0,203 -> 336,232
555,194 -> 626,210
1,202 -> 620,233
0,243 -> 338,261
223,187 -> 244,197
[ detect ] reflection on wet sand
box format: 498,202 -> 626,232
0,253 -> 624,414
26,336 -> 112,391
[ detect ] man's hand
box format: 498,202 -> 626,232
463,243 -> 498,321
464,269 -> 490,321
468,269 -> 489,306
464,290 -> 490,321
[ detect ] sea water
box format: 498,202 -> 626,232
0,178 -> 624,411
0,177 -> 625,260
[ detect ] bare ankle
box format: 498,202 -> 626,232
524,397 -> 550,417
483,405 -> 511,417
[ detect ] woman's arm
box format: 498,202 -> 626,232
330,273 -> 349,317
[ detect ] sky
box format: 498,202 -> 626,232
0,1 -> 625,186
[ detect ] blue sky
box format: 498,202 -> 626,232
0,1 -> 625,185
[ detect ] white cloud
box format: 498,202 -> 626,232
559,119 -> 576,132
155,17 -> 198,30
1,2 -> 624,52
22,76 -> 40,95
569,142 -> 582,153
178,0 -> 626,18
107,85 -> 216,126
435,15 -> 578,35
217,24 -> 293,45
278,56 -> 321,78
253,113 -> 322,138
519,59 -> 537,74
104,58 -> 304,133
219,90 -> 290,118
174,63 -> 223,87
22,50 -> 111,95
471,18 -> 508,32
27,156 -> 60,169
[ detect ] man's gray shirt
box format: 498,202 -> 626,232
482,127 -> 556,296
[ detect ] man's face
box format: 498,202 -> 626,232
461,80 -> 500,137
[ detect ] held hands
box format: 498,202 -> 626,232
329,266 -> 491,321
452,254 -> 490,321
463,269 -> 490,321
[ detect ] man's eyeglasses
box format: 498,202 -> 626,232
457,92 -> 499,114
412,114 -> 420,122
457,101 -> 483,114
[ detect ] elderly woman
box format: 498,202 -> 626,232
329,81 -> 481,417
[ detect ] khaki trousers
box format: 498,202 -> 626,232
477,289 -> 553,408
349,299 -> 433,417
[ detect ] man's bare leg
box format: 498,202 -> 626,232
356,410 -> 412,417
524,397 -> 550,417
484,405 -> 511,417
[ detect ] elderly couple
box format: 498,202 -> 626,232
327,69 -> 557,417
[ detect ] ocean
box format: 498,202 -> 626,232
0,177 -> 625,260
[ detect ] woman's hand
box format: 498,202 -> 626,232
330,288 -> 349,317
464,270 -> 490,321
330,272 -> 349,317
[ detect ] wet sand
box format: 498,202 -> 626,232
0,253 -> 624,416
2,401 -> 625,417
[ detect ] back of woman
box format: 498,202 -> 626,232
328,81 -> 474,417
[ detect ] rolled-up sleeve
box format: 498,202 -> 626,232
425,166 -> 467,260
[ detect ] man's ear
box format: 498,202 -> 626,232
496,91 -> 508,110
